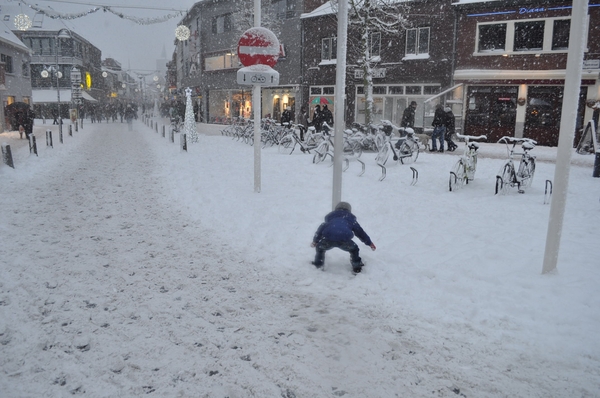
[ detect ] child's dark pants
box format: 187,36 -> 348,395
314,239 -> 362,267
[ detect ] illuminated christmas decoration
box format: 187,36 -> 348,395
184,87 -> 198,143
175,25 -> 191,41
14,14 -> 32,31
17,0 -> 185,25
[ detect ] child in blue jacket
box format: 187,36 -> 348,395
311,202 -> 376,273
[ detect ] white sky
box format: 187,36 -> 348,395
11,0 -> 196,73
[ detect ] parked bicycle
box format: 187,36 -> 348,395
495,136 -> 537,195
448,133 -> 487,192
170,115 -> 183,134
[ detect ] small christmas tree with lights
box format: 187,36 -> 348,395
184,87 -> 198,143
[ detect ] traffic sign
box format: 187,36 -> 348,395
237,65 -> 279,86
237,27 -> 280,67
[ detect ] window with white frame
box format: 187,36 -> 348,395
321,37 -> 337,61
370,32 -> 381,57
205,52 -> 239,71
405,27 -> 430,56
1,54 -> 13,73
476,17 -> 577,54
212,13 -> 233,34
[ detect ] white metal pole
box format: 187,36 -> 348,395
57,34 -> 62,138
253,0 -> 262,193
542,0 -> 588,274
332,0 -> 348,210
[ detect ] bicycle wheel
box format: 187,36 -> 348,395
495,163 -> 513,195
449,159 -> 466,192
278,135 -> 294,154
519,158 -> 536,189
399,140 -> 419,164
375,143 -> 390,165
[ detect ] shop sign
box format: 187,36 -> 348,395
354,68 -> 386,79
583,60 -> 600,69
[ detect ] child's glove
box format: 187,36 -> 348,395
370,243 -> 376,251
311,242 -> 316,248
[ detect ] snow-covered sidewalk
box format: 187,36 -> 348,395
1,119 -> 599,397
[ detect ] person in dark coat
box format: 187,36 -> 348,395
312,104 -> 323,132
321,104 -> 333,127
311,202 -> 376,274
444,106 -> 458,151
431,104 -> 446,152
401,101 -> 417,130
24,108 -> 35,139
280,106 -> 292,126
297,105 -> 309,141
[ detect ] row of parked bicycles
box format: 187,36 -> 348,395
449,133 -> 537,195
219,116 -> 538,193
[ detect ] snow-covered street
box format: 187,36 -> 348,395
1,119 -> 599,397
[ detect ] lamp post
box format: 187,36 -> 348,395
41,28 -> 71,137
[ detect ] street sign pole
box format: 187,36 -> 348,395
332,0 -> 348,210
237,7 -> 280,193
254,0 -> 262,193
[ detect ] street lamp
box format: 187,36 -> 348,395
41,28 -> 71,137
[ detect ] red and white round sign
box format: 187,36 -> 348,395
237,27 -> 280,68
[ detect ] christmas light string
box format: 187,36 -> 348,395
15,0 -> 185,25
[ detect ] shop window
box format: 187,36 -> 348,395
321,37 -> 337,61
311,87 -> 322,95
478,23 -> 506,52
405,27 -> 430,55
373,86 -> 386,95
552,19 -> 570,50
204,53 -> 239,71
389,86 -> 403,95
514,20 -> 544,51
323,87 -> 334,95
356,86 -> 364,95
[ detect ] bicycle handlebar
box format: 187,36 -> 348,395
456,133 -> 487,142
497,136 -> 537,145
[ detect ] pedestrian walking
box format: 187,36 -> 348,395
431,104 -> 446,152
444,106 -> 458,152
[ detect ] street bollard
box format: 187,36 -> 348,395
162,125 -> 165,137
170,129 -> 175,143
180,133 -> 187,152
46,130 -> 53,147
155,123 -> 158,133
593,152 -> 600,178
29,135 -> 38,156
68,124 -> 72,137
75,121 -> 78,132
1,143 -> 15,168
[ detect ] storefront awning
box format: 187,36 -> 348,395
424,83 -> 463,103
32,89 -> 98,103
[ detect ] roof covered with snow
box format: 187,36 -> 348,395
0,21 -> 31,54
300,2 -> 336,19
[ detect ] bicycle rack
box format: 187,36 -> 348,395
449,171 -> 457,192
544,180 -> 553,204
343,157 -> 366,177
357,158 -> 365,176
378,163 -> 386,181
410,167 -> 418,186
